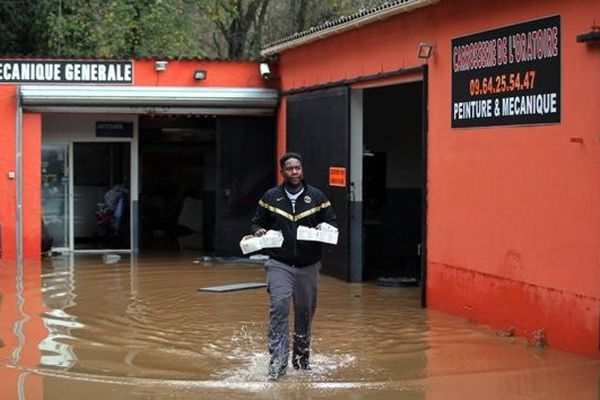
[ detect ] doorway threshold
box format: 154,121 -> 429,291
72,249 -> 132,254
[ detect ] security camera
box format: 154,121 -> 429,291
260,62 -> 271,80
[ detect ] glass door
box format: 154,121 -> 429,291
73,142 -> 131,251
42,144 -> 70,251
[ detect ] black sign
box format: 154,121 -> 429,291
0,60 -> 133,84
451,16 -> 560,128
96,122 -> 133,138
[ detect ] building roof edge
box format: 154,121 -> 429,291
261,0 -> 440,57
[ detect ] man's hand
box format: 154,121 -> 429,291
254,228 -> 267,237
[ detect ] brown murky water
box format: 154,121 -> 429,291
1,256 -> 599,399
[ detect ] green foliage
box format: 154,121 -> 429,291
135,1 -> 208,58
37,0 -> 210,58
0,0 -> 52,55
44,0 -> 133,57
0,0 -> 388,59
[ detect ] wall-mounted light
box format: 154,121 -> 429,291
193,69 -> 207,80
417,42 -> 434,59
155,60 -> 168,72
576,23 -> 600,43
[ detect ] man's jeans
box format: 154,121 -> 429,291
265,258 -> 320,372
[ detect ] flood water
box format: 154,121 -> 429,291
1,256 -> 599,399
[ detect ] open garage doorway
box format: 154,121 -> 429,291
286,81 -> 426,284
361,81 -> 425,284
139,115 -> 217,254
138,115 -> 275,256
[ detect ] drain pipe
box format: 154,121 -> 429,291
16,85 -> 23,264
12,85 -> 29,366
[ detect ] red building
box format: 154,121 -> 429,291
1,0 -> 599,357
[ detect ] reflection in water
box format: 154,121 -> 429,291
0,256 -> 599,399
40,255 -> 78,369
12,260 -> 29,365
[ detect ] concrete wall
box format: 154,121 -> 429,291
275,0 -> 600,356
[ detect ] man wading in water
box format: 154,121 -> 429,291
251,152 -> 337,380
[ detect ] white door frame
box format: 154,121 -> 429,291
42,115 -> 139,254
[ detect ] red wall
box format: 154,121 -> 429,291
132,59 -> 273,87
0,104 -> 44,261
0,86 -> 17,260
23,114 -> 42,259
275,0 -> 600,356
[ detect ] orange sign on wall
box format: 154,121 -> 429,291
329,167 -> 346,187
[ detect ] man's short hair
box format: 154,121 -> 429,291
279,152 -> 303,169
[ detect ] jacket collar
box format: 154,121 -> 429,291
279,180 -> 307,195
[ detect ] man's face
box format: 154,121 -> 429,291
281,158 -> 303,188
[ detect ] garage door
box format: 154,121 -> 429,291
286,86 -> 349,280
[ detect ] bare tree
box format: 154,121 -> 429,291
210,0 -> 270,59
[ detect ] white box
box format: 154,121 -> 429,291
297,225 -> 338,245
297,225 -> 320,241
239,230 -> 284,254
260,230 -> 284,248
240,236 -> 262,254
317,229 -> 339,245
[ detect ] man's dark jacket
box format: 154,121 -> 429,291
251,183 -> 337,267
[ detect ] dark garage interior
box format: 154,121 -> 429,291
362,81 -> 424,282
